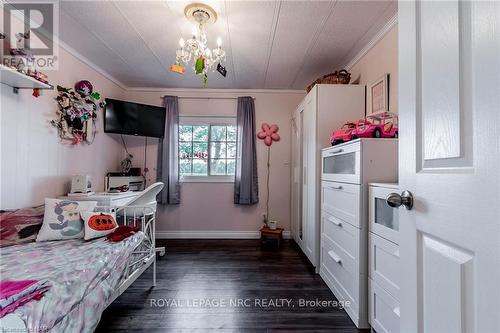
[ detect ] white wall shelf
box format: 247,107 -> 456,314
0,64 -> 53,94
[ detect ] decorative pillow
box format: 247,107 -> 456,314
81,211 -> 118,241
0,205 -> 45,247
36,199 -> 98,242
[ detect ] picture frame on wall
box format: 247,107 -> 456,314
369,73 -> 389,114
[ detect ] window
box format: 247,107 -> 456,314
179,117 -> 236,182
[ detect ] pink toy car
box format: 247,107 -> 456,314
330,122 -> 357,146
351,111 -> 398,139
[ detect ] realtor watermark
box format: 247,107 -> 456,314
0,326 -> 49,333
149,298 -> 351,310
1,1 -> 59,70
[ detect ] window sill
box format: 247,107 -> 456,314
180,175 -> 235,183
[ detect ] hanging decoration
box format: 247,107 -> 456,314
172,3 -> 227,88
257,123 -> 280,146
257,123 -> 281,227
50,80 -> 105,145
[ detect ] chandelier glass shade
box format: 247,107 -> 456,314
175,7 -> 226,82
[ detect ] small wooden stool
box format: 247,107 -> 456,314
260,226 -> 284,248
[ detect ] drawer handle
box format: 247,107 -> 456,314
328,250 -> 342,265
393,306 -> 400,317
329,185 -> 343,190
328,217 -> 342,227
329,149 -> 344,155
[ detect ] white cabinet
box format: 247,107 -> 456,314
291,84 -> 365,270
368,183 -> 400,333
319,139 -> 398,329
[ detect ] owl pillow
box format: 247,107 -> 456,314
81,211 -> 118,240
36,199 -> 98,242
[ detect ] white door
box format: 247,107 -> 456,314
398,1 -> 500,332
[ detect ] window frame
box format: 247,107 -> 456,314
179,116 -> 237,183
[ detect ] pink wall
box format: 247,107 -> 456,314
1,46 -> 125,209
121,89 -> 305,234
349,25 -> 398,113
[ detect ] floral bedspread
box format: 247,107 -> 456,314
0,233 -> 145,332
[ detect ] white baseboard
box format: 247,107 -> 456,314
156,230 -> 292,240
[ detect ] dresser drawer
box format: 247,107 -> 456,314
369,279 -> 400,333
369,233 -> 400,300
321,181 -> 361,228
320,236 -> 359,302
322,211 -> 360,262
369,185 -> 399,244
321,141 -> 361,184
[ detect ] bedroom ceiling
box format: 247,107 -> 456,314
58,1 -> 397,90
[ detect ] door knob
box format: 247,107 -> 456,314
386,191 -> 414,210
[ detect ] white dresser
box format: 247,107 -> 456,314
319,139 -> 398,328
368,183 -> 400,333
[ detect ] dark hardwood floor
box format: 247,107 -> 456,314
95,239 -> 368,332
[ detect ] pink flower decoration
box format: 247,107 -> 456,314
257,123 -> 280,146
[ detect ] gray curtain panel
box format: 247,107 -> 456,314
157,96 -> 180,204
234,96 -> 259,205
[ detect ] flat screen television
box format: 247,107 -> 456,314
104,98 -> 166,138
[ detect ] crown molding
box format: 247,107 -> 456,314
125,87 -> 306,94
343,13 -> 398,71
155,230 -> 292,239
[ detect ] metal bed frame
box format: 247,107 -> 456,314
0,205 -> 163,333
99,205 -> 163,307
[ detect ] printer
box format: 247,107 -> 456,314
105,172 -> 145,192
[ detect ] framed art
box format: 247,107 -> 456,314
369,74 -> 389,114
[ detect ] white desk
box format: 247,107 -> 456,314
60,190 -> 166,257
58,191 -> 142,207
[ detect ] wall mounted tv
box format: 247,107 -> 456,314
104,98 -> 166,138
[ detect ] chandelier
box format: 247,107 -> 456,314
172,3 -> 227,87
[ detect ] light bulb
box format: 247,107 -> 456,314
179,38 -> 185,48
205,48 -> 212,57
217,37 -> 222,47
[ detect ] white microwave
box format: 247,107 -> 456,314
321,140 -> 361,184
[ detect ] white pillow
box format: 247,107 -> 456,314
81,211 -> 118,240
36,199 -> 98,242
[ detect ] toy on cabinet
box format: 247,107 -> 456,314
351,111 -> 398,139
330,121 -> 356,146
329,111 -> 398,145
